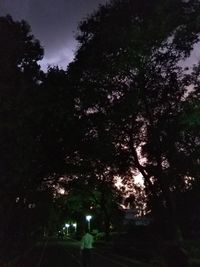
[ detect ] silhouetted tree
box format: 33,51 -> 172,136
67,0 -> 200,240
62,173 -> 123,236
0,15 -> 46,258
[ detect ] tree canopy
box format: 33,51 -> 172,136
67,0 -> 200,239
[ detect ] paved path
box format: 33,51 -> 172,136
11,239 -> 154,267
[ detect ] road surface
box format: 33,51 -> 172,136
10,238 -> 154,267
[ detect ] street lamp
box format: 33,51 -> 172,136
86,215 -> 92,232
72,223 -> 77,232
65,223 -> 70,235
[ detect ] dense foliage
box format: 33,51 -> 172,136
67,0 -> 200,239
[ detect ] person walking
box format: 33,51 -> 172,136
80,229 -> 94,267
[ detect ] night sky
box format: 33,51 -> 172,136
0,0 -> 107,70
0,0 -> 199,71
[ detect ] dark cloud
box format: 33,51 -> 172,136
0,0 -> 108,70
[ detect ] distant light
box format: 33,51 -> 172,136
58,188 -> 65,195
86,215 -> 92,222
65,223 -> 70,235
86,215 -> 92,231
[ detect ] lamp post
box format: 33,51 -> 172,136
86,215 -> 92,232
65,223 -> 70,235
72,223 -> 77,232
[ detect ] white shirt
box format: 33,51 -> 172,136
81,233 -> 94,249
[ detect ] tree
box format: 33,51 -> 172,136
61,171 -> 124,237
173,68 -> 200,236
0,15 -> 46,257
67,0 -> 200,240
29,66 -> 81,179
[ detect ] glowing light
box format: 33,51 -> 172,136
86,215 -> 92,222
72,223 -> 77,232
65,223 -> 70,235
86,215 -> 92,232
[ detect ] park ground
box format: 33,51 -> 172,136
3,236 -> 200,267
